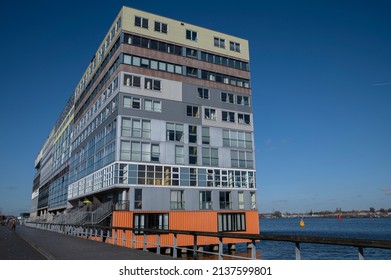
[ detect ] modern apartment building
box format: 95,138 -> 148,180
31,6 -> 258,247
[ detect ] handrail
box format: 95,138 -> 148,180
25,221 -> 391,260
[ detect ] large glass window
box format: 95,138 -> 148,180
123,96 -> 140,109
218,213 -> 246,232
134,189 -> 142,209
133,213 -> 168,234
189,146 -> 198,165
202,127 -> 210,145
121,118 -> 131,137
251,192 -> 257,210
188,125 -> 197,143
231,150 -> 254,168
144,99 -> 162,112
130,119 -> 151,139
219,191 -> 231,209
238,192 -> 245,209
175,146 -> 184,164
199,191 -> 212,210
202,147 -> 218,166
223,130 -> 253,148
166,123 -> 184,142
170,190 -> 184,210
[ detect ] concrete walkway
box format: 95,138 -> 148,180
0,225 -> 173,260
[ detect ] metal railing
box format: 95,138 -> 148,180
25,221 -> 391,260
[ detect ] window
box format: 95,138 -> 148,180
238,192 -> 245,209
145,78 -> 161,91
154,21 -> 168,33
202,127 -> 210,145
231,150 -> 254,168
189,146 -> 198,165
202,147 -> 218,166
131,119 -> 151,139
186,48 -> 198,58
123,96 -> 141,109
120,141 -> 131,160
123,74 -> 141,87
121,118 -> 131,137
230,41 -> 241,52
188,125 -> 197,143
170,190 -> 184,210
198,88 -> 209,99
135,16 -> 148,29
186,67 -> 198,77
238,113 -> 251,125
199,191 -> 212,210
134,189 -> 142,209
237,95 -> 249,106
186,29 -> 198,41
214,37 -> 226,48
218,213 -> 246,232
128,142 -> 158,162
222,111 -> 235,123
151,144 -> 160,162
204,108 -> 216,120
133,213 -> 168,234
175,145 -> 184,164
219,191 -> 231,209
166,123 -> 184,142
221,92 -> 235,104
186,106 -> 199,118
251,192 -> 257,210
223,130 -> 253,148
144,99 -> 162,112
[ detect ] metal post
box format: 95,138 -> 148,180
113,229 -> 117,245
173,234 -> 178,258
100,229 -> 104,242
122,230 -> 126,247
131,231 -> 135,249
193,235 -> 198,259
143,233 -> 147,251
157,234 -> 161,255
250,240 -> 257,260
358,247 -> 365,260
218,237 -> 223,260
295,242 -> 301,260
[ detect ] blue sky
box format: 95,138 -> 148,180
0,0 -> 390,215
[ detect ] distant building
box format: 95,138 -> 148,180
31,6 -> 258,247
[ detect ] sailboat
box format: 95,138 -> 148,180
338,215 -> 342,221
299,218 -> 305,227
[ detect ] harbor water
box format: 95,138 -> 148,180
253,217 -> 391,260
194,217 -> 391,260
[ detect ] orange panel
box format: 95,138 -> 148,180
111,210 -> 259,249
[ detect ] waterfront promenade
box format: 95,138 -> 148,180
0,225 -> 172,260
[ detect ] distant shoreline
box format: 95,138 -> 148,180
259,212 -> 391,219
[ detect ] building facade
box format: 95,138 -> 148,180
32,6 -> 258,245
